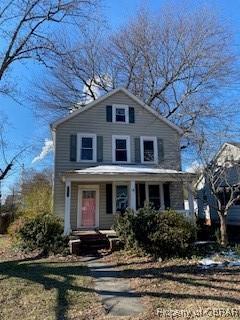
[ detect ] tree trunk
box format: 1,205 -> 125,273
219,213 -> 228,247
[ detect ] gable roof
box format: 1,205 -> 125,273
213,142 -> 240,162
51,87 -> 183,134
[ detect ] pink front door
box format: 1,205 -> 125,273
80,190 -> 97,227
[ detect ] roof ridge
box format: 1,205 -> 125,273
51,87 -> 183,134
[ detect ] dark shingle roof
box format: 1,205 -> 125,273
227,142 -> 240,148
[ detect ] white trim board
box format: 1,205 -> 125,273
51,87 -> 183,134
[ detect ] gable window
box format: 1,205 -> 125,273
116,108 -> 126,122
113,105 -> 129,123
112,135 -> 130,163
140,136 -> 157,163
77,133 -> 96,162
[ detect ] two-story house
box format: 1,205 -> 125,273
51,88 -> 194,235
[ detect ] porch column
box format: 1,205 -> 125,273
188,183 -> 194,217
64,179 -> 71,235
160,183 -> 165,210
130,180 -> 136,211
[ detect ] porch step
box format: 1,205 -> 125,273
69,230 -> 111,254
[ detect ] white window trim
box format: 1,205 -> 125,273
77,133 -> 96,163
112,135 -> 131,163
112,182 -> 130,213
140,136 -> 158,164
113,104 -> 129,123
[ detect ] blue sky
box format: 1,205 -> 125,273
1,0 -> 240,196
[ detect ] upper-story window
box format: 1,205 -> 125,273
140,136 -> 157,164
112,135 -> 130,163
77,133 -> 96,162
113,105 -> 129,123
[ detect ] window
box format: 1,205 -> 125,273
113,105 -> 129,123
77,133 -> 96,162
144,140 -> 154,161
116,108 -> 126,122
81,137 -> 93,160
116,185 -> 128,213
116,139 -> 127,161
148,184 -> 161,210
112,135 -> 130,163
140,136 -> 157,163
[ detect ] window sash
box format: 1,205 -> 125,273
140,136 -> 157,164
116,108 -> 126,122
116,139 -> 127,161
81,137 -> 93,160
113,105 -> 129,123
81,148 -> 93,160
116,149 -> 127,162
143,140 -> 154,161
77,133 -> 96,162
116,185 -> 128,212
112,135 -> 130,163
116,139 -> 126,150
82,137 -> 93,148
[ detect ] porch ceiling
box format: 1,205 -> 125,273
62,165 -> 195,182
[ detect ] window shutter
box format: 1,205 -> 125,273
163,183 -> 171,209
70,134 -> 77,161
129,107 -> 135,123
106,105 -> 112,122
106,184 -> 113,214
157,138 -> 164,163
135,137 -> 141,163
97,136 -> 103,162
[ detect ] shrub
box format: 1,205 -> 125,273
114,205 -> 197,259
16,214 -> 68,255
8,216 -> 26,242
0,212 -> 14,234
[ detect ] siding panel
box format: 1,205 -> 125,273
53,91 -> 182,221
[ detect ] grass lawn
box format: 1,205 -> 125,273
103,252 -> 240,320
0,235 -> 102,320
1,235 -> 240,320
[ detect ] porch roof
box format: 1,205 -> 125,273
62,165 -> 195,182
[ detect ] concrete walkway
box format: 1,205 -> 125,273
83,257 -> 144,317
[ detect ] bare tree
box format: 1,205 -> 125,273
196,139 -> 240,246
35,6 -> 237,142
0,0 -> 98,96
0,125 -> 28,211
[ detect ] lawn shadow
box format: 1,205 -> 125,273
87,260 -> 240,306
0,257 -> 91,320
1,256 -> 240,319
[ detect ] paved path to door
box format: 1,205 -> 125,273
82,256 -> 144,317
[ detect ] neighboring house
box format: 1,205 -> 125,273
51,87 -> 194,235
197,142 -> 240,225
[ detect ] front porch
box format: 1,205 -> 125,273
63,165 -> 195,235
69,229 -> 119,254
